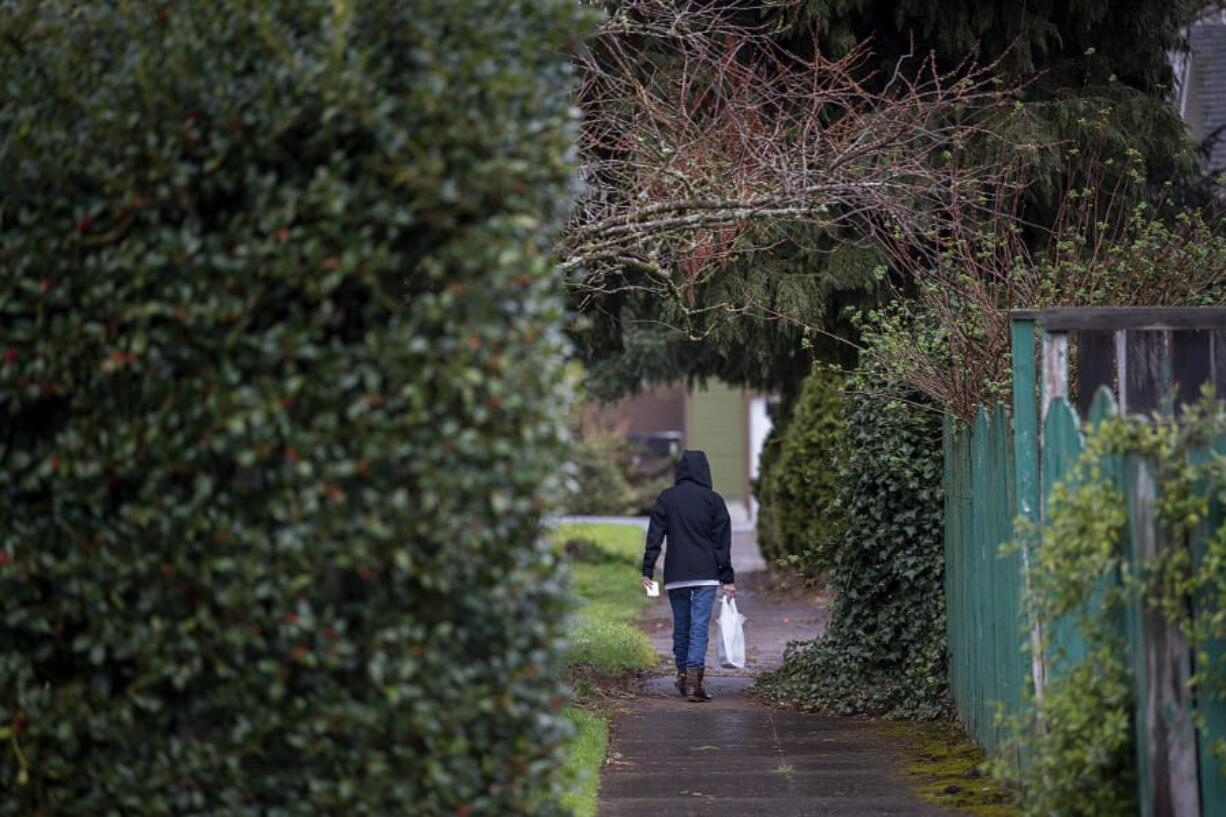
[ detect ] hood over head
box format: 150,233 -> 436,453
675,450 -> 713,489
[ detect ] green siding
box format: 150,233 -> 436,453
688,381 -> 747,503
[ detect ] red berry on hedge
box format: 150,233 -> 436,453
4,347 -> 15,365
74,216 -> 93,234
284,447 -> 299,463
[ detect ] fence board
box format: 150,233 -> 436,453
1042,398 -> 1088,674
1125,459 -> 1201,817
942,406 -> 1029,756
1011,319 -> 1043,699
991,401 -> 1025,756
1191,442 -> 1226,817
1079,330 -> 1117,418
972,408 -> 993,748
1173,331 -> 1211,410
1123,330 -> 1172,417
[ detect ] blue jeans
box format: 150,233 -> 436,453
667,585 -> 717,671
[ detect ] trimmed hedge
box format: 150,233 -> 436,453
754,364 -> 844,572
754,417 -> 788,563
0,2 -> 593,815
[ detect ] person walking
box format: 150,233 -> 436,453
641,450 -> 735,703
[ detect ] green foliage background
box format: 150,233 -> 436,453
567,431 -> 640,517
565,429 -> 671,517
0,1 -> 593,814
757,362 -> 948,719
771,0 -> 1202,205
755,364 -> 845,573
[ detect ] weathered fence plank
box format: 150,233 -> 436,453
991,401 -> 1024,756
1173,331 -> 1211,409
1011,319 -> 1043,699
1042,398 -> 1087,674
942,405 -> 1028,757
1078,330 -> 1116,418
1122,330 -> 1172,417
1042,331 -> 1070,422
1125,460 -> 1201,817
1212,332 -> 1226,395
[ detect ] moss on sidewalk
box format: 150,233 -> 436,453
881,721 -> 1020,816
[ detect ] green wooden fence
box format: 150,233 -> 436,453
944,310 -> 1226,816
943,405 -> 1027,757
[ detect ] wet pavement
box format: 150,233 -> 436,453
598,527 -> 950,816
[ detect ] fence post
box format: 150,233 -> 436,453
1011,317 -> 1044,698
1041,330 -> 1069,423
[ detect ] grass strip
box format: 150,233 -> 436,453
556,522 -> 661,815
561,708 -> 610,817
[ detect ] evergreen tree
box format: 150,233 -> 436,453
769,0 -> 1202,201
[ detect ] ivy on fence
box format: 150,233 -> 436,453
999,395 -> 1226,816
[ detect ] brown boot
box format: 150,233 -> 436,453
674,669 -> 688,697
687,668 -> 712,703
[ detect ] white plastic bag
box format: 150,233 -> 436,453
716,595 -> 746,669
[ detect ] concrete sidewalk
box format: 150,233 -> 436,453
597,531 -> 948,816
599,683 -> 948,816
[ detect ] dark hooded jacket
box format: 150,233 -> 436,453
641,450 -> 734,586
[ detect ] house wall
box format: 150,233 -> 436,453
686,380 -> 749,518
588,379 -> 775,521
584,384 -> 684,437
747,395 -> 775,518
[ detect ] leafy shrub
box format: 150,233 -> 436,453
757,365 -> 948,718
771,364 -> 845,574
566,425 -> 672,516
0,2 -> 593,814
567,430 -> 640,516
754,416 -> 789,562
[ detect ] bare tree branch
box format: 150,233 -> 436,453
563,0 -> 1031,310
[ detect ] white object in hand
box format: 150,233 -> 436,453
645,580 -> 659,598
